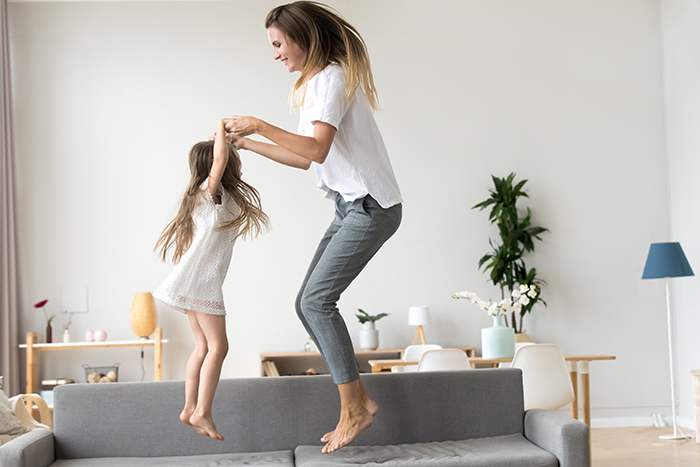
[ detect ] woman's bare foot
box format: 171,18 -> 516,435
190,412 -> 225,441
321,398 -> 378,443
322,403 -> 373,454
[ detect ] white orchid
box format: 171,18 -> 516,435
453,284 -> 540,318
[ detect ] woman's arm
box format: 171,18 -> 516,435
208,119 -> 229,201
233,135 -> 312,170
225,116 -> 336,165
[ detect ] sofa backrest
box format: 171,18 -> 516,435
53,368 -> 524,459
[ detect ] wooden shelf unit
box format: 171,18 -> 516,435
19,328 -> 168,394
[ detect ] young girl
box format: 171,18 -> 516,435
153,118 -> 269,441
225,1 -> 402,453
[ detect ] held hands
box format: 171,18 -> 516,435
224,116 -> 259,137
209,120 -> 246,150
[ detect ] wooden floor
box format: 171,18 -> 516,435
592,427 -> 700,466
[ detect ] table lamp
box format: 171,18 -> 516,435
642,242 -> 694,440
408,306 -> 431,345
130,292 -> 157,340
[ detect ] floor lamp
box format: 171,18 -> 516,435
642,242 -> 694,440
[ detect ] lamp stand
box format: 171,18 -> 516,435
660,278 -> 691,440
412,325 -> 426,345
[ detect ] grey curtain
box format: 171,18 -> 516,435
0,0 -> 24,397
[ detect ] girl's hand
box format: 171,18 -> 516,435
228,132 -> 247,150
208,131 -> 245,149
224,116 -> 259,137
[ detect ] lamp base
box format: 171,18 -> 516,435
412,326 -> 426,345
659,432 -> 692,440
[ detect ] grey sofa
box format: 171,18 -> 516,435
0,369 -> 589,466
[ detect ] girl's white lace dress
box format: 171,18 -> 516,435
154,180 -> 240,315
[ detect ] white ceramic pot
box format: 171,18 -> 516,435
481,316 -> 515,359
359,322 -> 379,350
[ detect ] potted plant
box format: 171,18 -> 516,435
472,173 -> 548,335
355,309 -> 389,350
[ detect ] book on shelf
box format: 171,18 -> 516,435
41,378 -> 75,388
262,360 -> 279,377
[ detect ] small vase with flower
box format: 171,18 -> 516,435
34,299 -> 56,344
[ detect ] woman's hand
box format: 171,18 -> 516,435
224,116 -> 259,137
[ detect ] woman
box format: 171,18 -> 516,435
225,1 -> 402,453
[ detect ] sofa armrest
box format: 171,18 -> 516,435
524,409 -> 590,467
0,429 -> 55,467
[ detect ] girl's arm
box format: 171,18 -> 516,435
225,116 -> 336,165
208,119 -> 229,201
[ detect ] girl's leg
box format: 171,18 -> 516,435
189,312 -> 228,441
181,310 -> 209,435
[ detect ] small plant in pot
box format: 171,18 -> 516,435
356,309 -> 389,350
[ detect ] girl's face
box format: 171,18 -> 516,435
268,26 -> 306,73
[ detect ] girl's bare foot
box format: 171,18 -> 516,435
321,398 -> 378,443
180,408 -> 193,425
190,412 -> 225,441
180,407 -> 208,436
322,403 -> 373,453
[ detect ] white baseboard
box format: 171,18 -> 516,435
591,415 -> 696,431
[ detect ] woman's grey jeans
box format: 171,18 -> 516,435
295,192 -> 402,384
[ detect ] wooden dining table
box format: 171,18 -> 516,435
368,354 -> 616,426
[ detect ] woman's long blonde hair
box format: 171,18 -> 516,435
265,1 -> 380,111
155,141 -> 270,264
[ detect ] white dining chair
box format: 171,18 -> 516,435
392,344 -> 443,372
416,349 -> 472,372
511,343 -> 575,411
498,342 -> 535,368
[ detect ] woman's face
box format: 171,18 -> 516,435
267,26 -> 306,73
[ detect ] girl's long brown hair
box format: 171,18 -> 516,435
155,141 -> 270,264
265,1 -> 380,111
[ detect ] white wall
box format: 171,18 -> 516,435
9,0 -> 675,422
659,0 -> 700,427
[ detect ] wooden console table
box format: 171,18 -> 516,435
19,328 -> 168,394
263,346 -> 475,377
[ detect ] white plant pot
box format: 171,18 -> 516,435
359,322 -> 379,350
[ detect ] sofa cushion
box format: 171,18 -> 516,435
294,434 -> 558,467
49,450 -> 294,467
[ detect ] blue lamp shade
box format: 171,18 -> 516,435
642,242 -> 694,279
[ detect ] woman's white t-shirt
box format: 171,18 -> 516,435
297,64 -> 402,209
